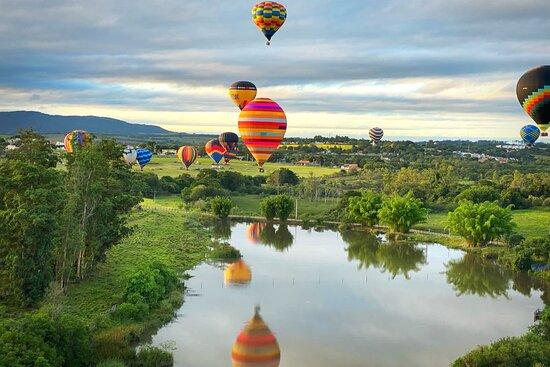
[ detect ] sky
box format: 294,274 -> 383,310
0,0 -> 549,140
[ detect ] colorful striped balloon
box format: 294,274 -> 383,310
64,130 -> 92,153
219,132 -> 240,164
232,306 -> 280,367
205,139 -> 227,165
136,148 -> 153,170
516,65 -> 550,136
122,146 -> 137,165
238,98 -> 287,172
252,2 -> 287,45
369,127 -> 384,145
177,146 -> 198,169
520,125 -> 540,146
229,81 -> 257,110
224,260 -> 252,286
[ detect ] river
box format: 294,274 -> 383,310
151,221 -> 547,367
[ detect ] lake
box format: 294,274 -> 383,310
151,221 -> 548,367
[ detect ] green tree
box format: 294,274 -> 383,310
267,168 -> 300,186
0,131 -> 63,306
378,192 -> 427,233
346,190 -> 383,226
260,195 -> 295,221
455,184 -> 501,204
448,201 -> 516,247
210,196 -> 234,218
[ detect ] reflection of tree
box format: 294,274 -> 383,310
259,224 -> 294,251
445,254 -> 511,298
212,219 -> 232,241
344,230 -> 426,279
512,272 -> 550,306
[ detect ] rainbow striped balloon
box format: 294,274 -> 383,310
252,2 -> 287,45
520,125 -> 540,146
232,306 -> 280,367
369,127 -> 384,145
516,66 -> 549,136
177,146 -> 197,169
205,139 -> 227,165
64,130 -> 92,153
238,98 -> 287,171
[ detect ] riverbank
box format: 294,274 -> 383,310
37,205 -> 212,364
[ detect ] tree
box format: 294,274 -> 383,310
346,190 -> 383,226
260,195 -> 295,221
378,192 -> 427,233
267,168 -> 300,186
210,197 -> 234,218
448,201 -> 516,247
0,131 -> 63,306
455,184 -> 500,204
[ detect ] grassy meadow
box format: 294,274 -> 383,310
137,156 -> 340,178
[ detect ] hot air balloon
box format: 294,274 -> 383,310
369,127 -> 384,145
122,146 -> 137,165
177,146 -> 198,170
205,139 -> 227,165
224,260 -> 252,286
64,130 -> 92,153
136,148 -> 153,170
229,81 -> 257,110
219,132 -> 240,164
238,98 -> 287,172
516,65 -> 550,136
251,2 -> 287,45
232,306 -> 280,367
247,223 -> 266,244
520,125 -> 540,146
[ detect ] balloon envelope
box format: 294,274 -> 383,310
238,98 -> 287,170
219,132 -> 240,163
177,146 -> 198,169
252,1 -> 287,45
224,260 -> 252,286
369,127 -> 384,144
516,65 -> 550,135
520,125 -> 540,146
232,307 -> 280,367
123,146 -> 137,165
229,81 -> 257,110
247,223 -> 266,244
64,130 -> 92,153
136,148 -> 153,170
205,139 -> 227,164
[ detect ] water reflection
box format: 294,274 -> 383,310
343,230 -> 426,279
445,254 -> 511,298
224,260 -> 252,286
259,224 -> 294,252
232,306 -> 281,367
247,222 -> 266,244
212,218 -> 232,241
446,254 -> 550,302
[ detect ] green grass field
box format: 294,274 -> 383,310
283,143 -> 354,150
136,156 -> 340,178
415,207 -> 550,240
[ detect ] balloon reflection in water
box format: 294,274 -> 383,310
224,260 -> 252,286
247,223 -> 266,244
343,230 -> 426,279
232,306 -> 280,367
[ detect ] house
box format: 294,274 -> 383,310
295,160 -> 312,166
158,149 -> 177,156
340,164 -> 359,172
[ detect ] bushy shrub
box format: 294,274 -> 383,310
448,201 -> 516,247
260,195 -> 294,221
124,263 -> 179,307
97,360 -> 126,367
210,196 -> 234,218
378,192 -> 427,233
346,190 -> 383,226
0,311 -> 93,367
209,242 -> 241,260
455,185 -> 500,204
135,345 -> 173,367
187,184 -> 226,202
267,168 -> 300,186
113,302 -> 150,322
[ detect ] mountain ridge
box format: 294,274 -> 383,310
0,111 -> 177,135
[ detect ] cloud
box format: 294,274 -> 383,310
0,0 -> 548,139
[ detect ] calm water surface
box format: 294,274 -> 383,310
152,222 -> 547,367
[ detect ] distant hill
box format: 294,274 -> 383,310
0,111 -> 173,135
